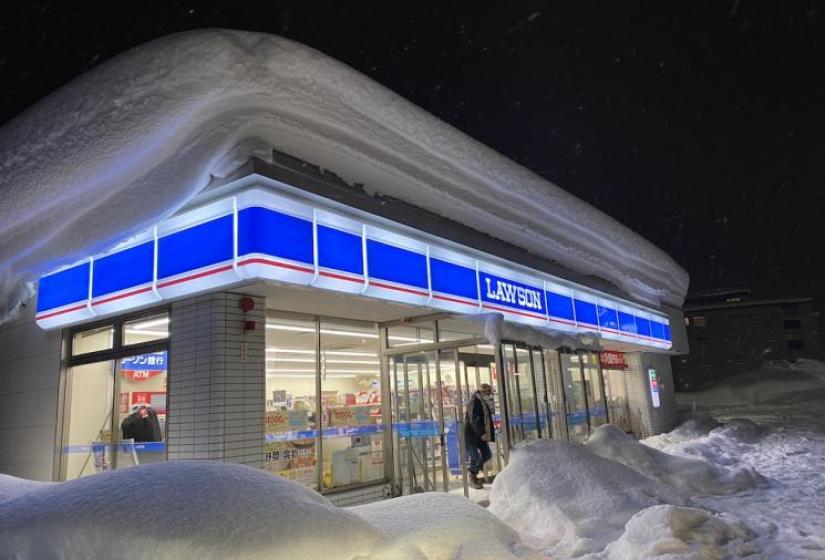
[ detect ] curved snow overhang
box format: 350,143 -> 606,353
0,29 -> 688,323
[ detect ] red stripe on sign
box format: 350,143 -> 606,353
237,258 -> 314,275
482,303 -> 547,320
92,286 -> 153,306
319,270 -> 364,284
433,293 -> 478,306
549,317 -> 577,326
157,264 -> 235,289
36,303 -> 88,320
369,281 -> 429,297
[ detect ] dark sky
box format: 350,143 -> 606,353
1,2 -> 824,312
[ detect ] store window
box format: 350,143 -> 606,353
72,325 -> 114,355
559,353 -> 588,443
264,315 -> 319,489
61,312 -> 169,480
320,320 -> 383,489
264,314 -> 384,492
600,353 -> 631,433
123,313 -> 170,345
580,352 -> 607,430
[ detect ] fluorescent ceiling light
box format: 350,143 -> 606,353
125,329 -> 168,337
267,323 -> 423,343
128,317 -> 170,330
266,348 -> 380,358
266,373 -> 357,379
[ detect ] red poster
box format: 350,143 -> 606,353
122,369 -> 163,381
130,391 -> 167,414
600,350 -> 627,369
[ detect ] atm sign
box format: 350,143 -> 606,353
600,350 -> 627,369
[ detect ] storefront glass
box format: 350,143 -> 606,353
62,360 -> 115,479
264,315 -> 319,489
560,352 -> 589,443
72,325 -> 114,355
123,313 -> 170,345
391,350 -> 448,494
320,320 -> 384,489
580,352 -> 608,429
602,366 -> 631,433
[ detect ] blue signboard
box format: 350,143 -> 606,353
35,186 -> 672,350
121,351 -> 167,371
479,272 -> 545,318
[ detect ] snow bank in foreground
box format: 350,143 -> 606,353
351,492 -> 536,560
0,461 -> 414,560
0,28 -> 688,322
488,440 -> 689,556
585,424 -> 766,495
0,474 -> 51,503
603,505 -> 757,560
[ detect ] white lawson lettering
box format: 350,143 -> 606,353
484,277 -> 543,311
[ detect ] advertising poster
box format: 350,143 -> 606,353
264,439 -> 316,485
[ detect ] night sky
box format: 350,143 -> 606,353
2,2 -> 823,314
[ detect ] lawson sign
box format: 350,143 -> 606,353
34,185 -> 672,349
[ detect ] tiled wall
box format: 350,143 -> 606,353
167,292 -> 265,467
624,352 -> 677,438
0,303 -> 62,480
326,483 -> 392,507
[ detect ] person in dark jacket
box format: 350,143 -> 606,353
464,383 -> 495,489
121,403 -> 163,443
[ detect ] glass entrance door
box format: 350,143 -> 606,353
457,348 -> 503,479
560,352 -> 589,443
390,351 -> 450,494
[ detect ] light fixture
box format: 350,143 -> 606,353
266,323 -> 423,343
128,317 -> 170,330
266,373 -> 357,379
124,329 -> 169,337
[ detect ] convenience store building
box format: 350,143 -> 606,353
0,153 -> 687,506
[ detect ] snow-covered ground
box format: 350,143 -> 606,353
2,360 -> 823,559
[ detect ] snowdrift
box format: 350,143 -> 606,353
487,439 -> 689,556
585,424 -> 766,495
0,28 -> 688,322
603,505 -> 757,560
351,492 -> 537,560
0,461 -> 415,560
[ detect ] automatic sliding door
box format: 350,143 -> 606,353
560,353 -> 589,443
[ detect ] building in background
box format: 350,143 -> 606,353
673,289 -> 822,391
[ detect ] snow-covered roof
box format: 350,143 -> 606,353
0,29 -> 688,322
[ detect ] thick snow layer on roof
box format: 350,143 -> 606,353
0,28 -> 688,322
487,439 -> 689,556
584,424 -> 766,496
350,492 -> 536,560
0,461 -> 414,560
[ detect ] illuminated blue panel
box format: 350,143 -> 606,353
479,272 -> 545,315
238,207 -> 313,264
318,225 -> 363,275
618,311 -> 637,334
574,299 -> 598,326
92,242 -> 154,298
636,317 -> 652,337
37,263 -> 90,312
430,259 -> 477,300
547,292 -> 575,321
158,215 -> 233,279
663,324 -> 672,341
650,321 -> 666,340
597,305 -> 619,331
366,240 -> 427,288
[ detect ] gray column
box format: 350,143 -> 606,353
624,351 -> 677,437
167,292 -> 265,467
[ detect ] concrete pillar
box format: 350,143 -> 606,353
625,352 -> 677,437
167,292 -> 265,467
